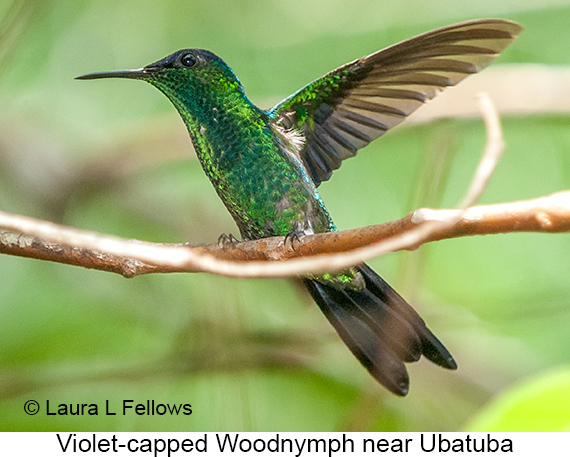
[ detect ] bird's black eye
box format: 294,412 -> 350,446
180,53 -> 198,68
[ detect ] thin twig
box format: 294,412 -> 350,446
459,93 -> 505,208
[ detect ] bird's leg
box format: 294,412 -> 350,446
217,233 -> 240,247
284,229 -> 305,250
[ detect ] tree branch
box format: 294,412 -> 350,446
0,94 -> 568,279
1,190 -> 569,279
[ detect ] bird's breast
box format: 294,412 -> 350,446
189,109 -> 334,239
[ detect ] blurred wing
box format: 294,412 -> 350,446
270,19 -> 523,186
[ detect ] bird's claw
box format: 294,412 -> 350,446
284,230 -> 305,250
218,233 -> 240,247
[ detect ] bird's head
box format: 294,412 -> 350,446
76,49 -> 246,120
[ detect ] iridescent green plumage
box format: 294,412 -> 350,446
77,19 -> 522,395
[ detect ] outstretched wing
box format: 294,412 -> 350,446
269,19 -> 523,186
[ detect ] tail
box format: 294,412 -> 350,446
303,264 -> 456,396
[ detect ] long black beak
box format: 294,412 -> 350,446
75,68 -> 152,80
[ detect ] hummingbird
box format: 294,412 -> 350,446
77,19 -> 522,396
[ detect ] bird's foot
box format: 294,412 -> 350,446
284,230 -> 305,250
217,233 -> 240,248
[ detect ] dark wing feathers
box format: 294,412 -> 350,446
270,19 -> 523,186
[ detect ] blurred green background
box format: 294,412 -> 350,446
0,0 -> 569,432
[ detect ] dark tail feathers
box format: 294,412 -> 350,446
303,264 -> 456,396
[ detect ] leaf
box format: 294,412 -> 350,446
465,367 -> 570,432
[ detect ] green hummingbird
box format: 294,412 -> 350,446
77,19 -> 522,395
